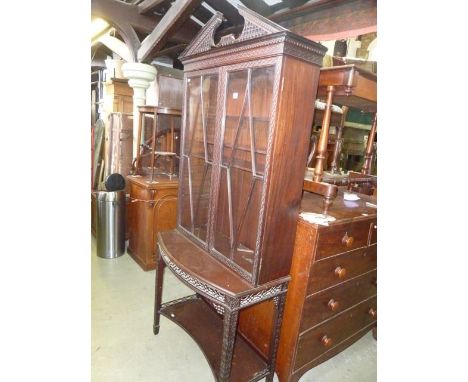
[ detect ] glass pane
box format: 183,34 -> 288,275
202,76 -> 218,161
213,66 -> 275,275
251,66 -> 274,175
139,113 -> 181,176
184,77 -> 204,157
179,156 -> 191,230
179,74 -> 218,243
139,114 -> 155,174
214,166 -> 262,274
222,70 -> 248,167
154,113 -> 181,176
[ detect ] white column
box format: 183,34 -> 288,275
122,62 -> 157,158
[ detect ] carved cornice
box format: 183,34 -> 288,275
180,2 -> 326,69
180,5 -> 287,60
179,11 -> 224,59
182,32 -> 326,72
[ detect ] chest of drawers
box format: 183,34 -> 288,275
238,190 -> 377,382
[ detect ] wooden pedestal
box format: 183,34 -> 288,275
126,175 -> 178,271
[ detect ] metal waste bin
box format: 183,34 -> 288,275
96,190 -> 125,259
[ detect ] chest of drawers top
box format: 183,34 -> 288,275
300,189 -> 377,227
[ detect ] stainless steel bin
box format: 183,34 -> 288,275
96,190 -> 125,259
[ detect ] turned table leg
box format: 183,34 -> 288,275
218,308 -> 239,382
153,247 -> 165,335
265,294 -> 287,382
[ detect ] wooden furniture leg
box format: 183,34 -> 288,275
313,85 -> 335,182
150,111 -> 158,182
361,113 -> 377,175
153,247 -> 165,335
135,110 -> 144,174
329,105 -> 348,174
266,293 -> 287,382
218,308 -> 240,382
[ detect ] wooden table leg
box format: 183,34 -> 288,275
265,293 -> 286,382
218,308 -> 239,382
313,85 -> 335,182
153,247 -> 165,335
361,113 -> 377,175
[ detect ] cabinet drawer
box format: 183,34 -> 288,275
300,270 -> 377,332
307,244 -> 377,295
315,219 -> 376,261
295,296 -> 377,371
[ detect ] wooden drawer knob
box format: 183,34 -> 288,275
321,335 -> 333,347
328,299 -> 340,311
334,266 -> 347,279
342,233 -> 354,247
368,308 -> 377,319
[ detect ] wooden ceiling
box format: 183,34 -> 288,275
91,0 -> 376,68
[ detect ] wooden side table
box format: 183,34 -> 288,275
155,231 -> 289,381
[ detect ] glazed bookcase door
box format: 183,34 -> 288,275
213,64 -> 276,278
179,73 -> 219,244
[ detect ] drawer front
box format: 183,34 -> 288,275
315,219 -> 376,261
295,296 -> 377,371
300,270 -> 377,332
307,244 -> 377,295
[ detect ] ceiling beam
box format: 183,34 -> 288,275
193,3 -> 213,23
273,0 -> 377,41
92,0 -> 160,34
205,0 -> 243,25
240,0 -> 272,16
138,0 -> 170,14
92,0 -> 199,41
153,43 -> 188,58
270,0 -> 346,23
284,0 -> 309,9
137,0 -> 203,63
92,0 -> 200,61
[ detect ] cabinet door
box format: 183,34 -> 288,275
179,73 -> 219,244
213,65 -> 276,277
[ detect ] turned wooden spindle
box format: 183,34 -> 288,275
150,112 -> 158,182
313,85 -> 335,182
169,117 -> 175,175
329,105 -> 349,174
361,113 -> 377,175
134,109 -> 144,175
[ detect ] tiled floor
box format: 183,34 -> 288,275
91,240 -> 376,382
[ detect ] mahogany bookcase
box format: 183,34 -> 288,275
153,5 -> 326,382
